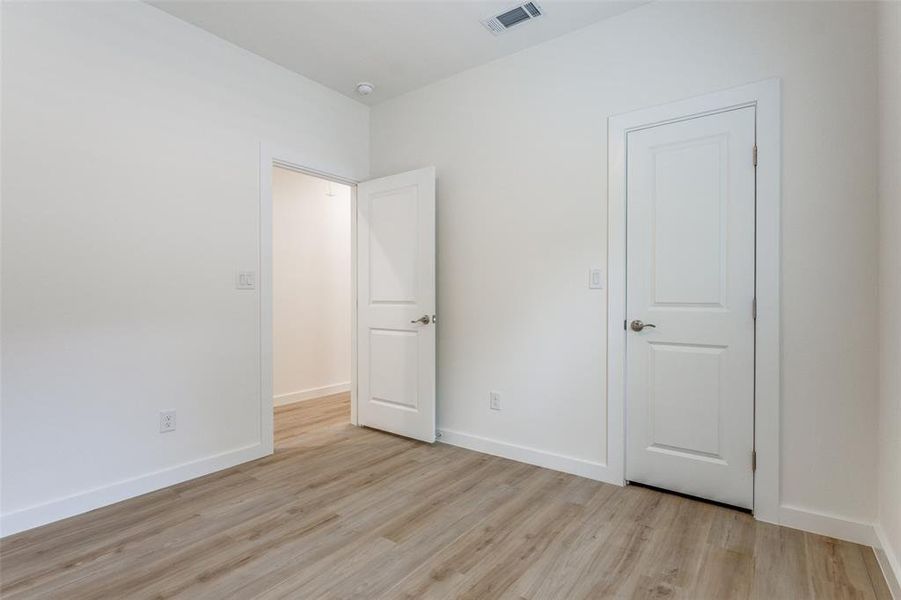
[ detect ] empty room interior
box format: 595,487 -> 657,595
1,0 -> 899,598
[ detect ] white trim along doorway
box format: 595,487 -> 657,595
606,79 -> 782,523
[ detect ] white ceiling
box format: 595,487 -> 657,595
149,1 -> 647,105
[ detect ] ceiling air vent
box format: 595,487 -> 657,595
481,2 -> 543,35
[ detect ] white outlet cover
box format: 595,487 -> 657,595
489,391 -> 501,411
160,410 -> 176,433
589,268 -> 604,289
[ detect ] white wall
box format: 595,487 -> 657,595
0,1 -> 368,535
876,0 -> 901,593
371,1 -> 879,535
272,168 -> 351,404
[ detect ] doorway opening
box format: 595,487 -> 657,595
271,166 -> 354,450
260,146 -> 437,452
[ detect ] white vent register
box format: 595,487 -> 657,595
481,2 -> 543,35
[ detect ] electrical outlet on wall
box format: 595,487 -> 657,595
489,391 -> 502,411
159,410 -> 176,433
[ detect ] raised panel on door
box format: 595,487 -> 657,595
626,107 -> 755,509
651,136 -> 727,307
357,167 -> 436,443
647,342 -> 725,460
369,329 -> 419,411
369,186 -> 419,304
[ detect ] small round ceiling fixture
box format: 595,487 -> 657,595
355,82 -> 375,97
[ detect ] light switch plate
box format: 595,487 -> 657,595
235,270 -> 256,290
589,268 -> 604,289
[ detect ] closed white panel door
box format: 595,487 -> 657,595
625,107 -> 755,509
357,167 -> 436,442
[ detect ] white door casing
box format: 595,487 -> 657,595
357,167 -> 437,443
625,107 -> 756,509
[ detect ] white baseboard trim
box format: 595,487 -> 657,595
0,442 -> 269,538
274,382 -> 351,406
776,504 -> 877,546
875,524 -> 901,599
437,428 -> 623,486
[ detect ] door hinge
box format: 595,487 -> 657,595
752,450 -> 757,472
753,144 -> 758,167
752,297 -> 757,320
624,319 -> 627,331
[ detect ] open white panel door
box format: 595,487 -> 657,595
357,167 -> 436,443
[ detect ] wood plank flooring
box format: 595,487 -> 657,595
0,392 -> 892,599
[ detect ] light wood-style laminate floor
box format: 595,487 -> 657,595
0,392 -> 892,599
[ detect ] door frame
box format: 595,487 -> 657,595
606,79 -> 781,521
259,143 -> 361,455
